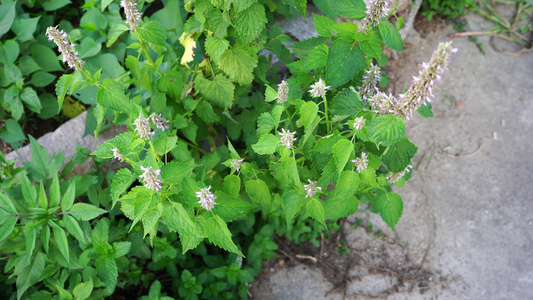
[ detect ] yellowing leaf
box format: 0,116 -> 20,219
179,33 -> 196,66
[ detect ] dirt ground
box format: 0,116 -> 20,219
250,6 -> 533,300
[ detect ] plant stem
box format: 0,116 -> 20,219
322,96 -> 331,135
135,31 -> 163,77
284,106 -> 295,131
148,140 -> 162,163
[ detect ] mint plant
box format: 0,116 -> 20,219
0,0 -> 457,298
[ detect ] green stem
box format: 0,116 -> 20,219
148,140 -> 162,163
284,106 -> 295,131
182,138 -> 208,155
322,95 -> 331,135
135,31 -> 163,77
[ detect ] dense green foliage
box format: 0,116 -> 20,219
0,0 -> 446,298
422,0 -> 475,20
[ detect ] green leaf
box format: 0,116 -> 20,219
326,40 -> 365,89
53,226 -> 69,262
69,203 -> 107,221
282,0 -> 307,16
141,206 -> 161,240
42,0 -> 71,11
63,215 -> 86,245
97,78 -> 132,114
26,228 -> 36,257
137,20 -> 167,46
205,214 -> 244,256
302,44 -> 328,72
27,135 -> 50,179
112,241 -> 131,258
329,0 -> 366,20
95,256 -> 118,293
3,86 -> 23,120
218,46 -> 258,85
290,36 -> 329,59
223,174 -> 240,197
212,192 -> 255,222
378,21 -> 403,51
107,23 -> 129,47
162,202 -> 203,253
377,192 -> 403,230
313,14 -> 335,36
283,189 -> 307,225
332,22 -> 359,40
18,55 -> 41,75
306,197 -> 326,228
0,119 -> 26,144
332,139 -> 353,174
56,74 -> 74,113
256,112 -> 276,136
0,217 -> 17,242
31,44 -> 63,72
78,37 -> 102,59
0,40 -> 19,65
0,192 -> 17,213
319,159 -> 339,186
4,63 -> 22,83
205,36 -> 229,62
194,75 -> 235,109
359,32 -> 383,60
335,170 -> 359,197
233,0 -> 255,12
264,84 -> 277,102
298,101 -> 319,130
11,17 -> 40,41
21,176 -> 36,206
0,2 -> 16,37
73,277 -> 93,300
234,4 -> 267,44
161,160 -> 196,185
61,182 -> 76,212
368,114 -> 405,146
323,195 -> 358,220
49,175 -> 60,208
38,93 -> 59,119
16,252 -> 45,300
417,102 -> 433,118
252,134 -> 279,155
30,71 -> 56,87
330,87 -> 364,117
111,168 -> 135,208
382,138 -> 417,172
245,179 -> 272,212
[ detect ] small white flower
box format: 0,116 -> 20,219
358,64 -> 381,101
303,179 -> 322,198
308,78 -> 331,98
196,186 -> 217,211
46,26 -> 85,71
112,148 -> 124,161
353,117 -> 366,131
230,158 -> 245,172
120,0 -> 142,31
278,128 -> 297,149
351,152 -> 369,173
276,80 -> 289,103
386,165 -> 412,183
150,113 -> 169,131
133,114 -> 154,140
139,166 -> 162,192
363,0 -> 393,28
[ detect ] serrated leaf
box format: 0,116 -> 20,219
326,40 -> 365,89
218,46 -> 258,85
382,138 -> 417,172
264,84 -> 277,102
179,33 -> 196,65
162,202 -> 203,253
313,14 -> 335,36
323,195 -> 358,220
290,36 -> 329,59
26,228 -> 36,257
378,21 -> 403,51
95,255 -> 118,293
63,215 -> 86,245
335,170 -> 359,197
205,36 -> 229,61
329,0 -> 366,20
377,192 -> 403,230
252,134 -> 279,155
368,114 -> 405,146
234,4 -> 267,44
223,174 -> 241,197
298,101 -> 319,130
245,179 -> 272,213
333,139 -> 353,174
49,175 -> 60,208
360,32 -> 383,60
97,78 -> 132,114
56,74 -> 74,113
205,214 -> 244,256
212,192 -> 255,222
194,75 -> 235,109
318,159 -> 339,186
69,203 -> 107,221
283,189 -> 307,226
257,112 -> 276,136
111,168 -> 134,208
303,44 -> 328,72
314,132 -> 341,154
417,102 -> 433,118
161,160 -> 196,185
106,23 -> 128,47
330,87 -> 364,118
20,88 -> 41,113
53,226 -> 69,262
0,217 -> 17,242
16,251 -> 45,300
137,20 -> 167,46
112,241 -> 131,258
306,197 -> 326,228
73,277 -> 93,300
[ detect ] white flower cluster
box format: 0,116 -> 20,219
120,0 -> 142,31
46,26 -> 85,71
303,179 -> 322,198
230,158 -> 245,172
352,152 -> 368,173
196,186 -> 217,211
353,116 -> 366,131
133,113 -> 169,140
139,166 -> 162,192
278,128 -> 297,149
112,148 -> 124,161
308,79 -> 330,98
363,0 -> 393,28
358,64 -> 381,101
386,165 -> 412,183
276,80 -> 289,103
